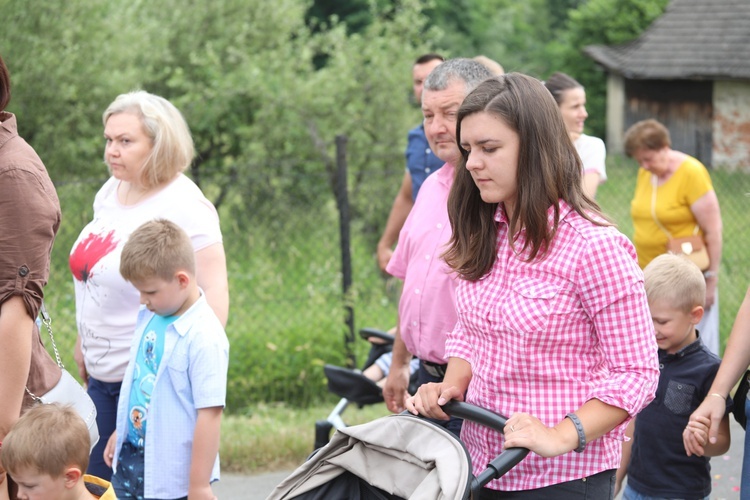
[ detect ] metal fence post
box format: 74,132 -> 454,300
335,135 -> 356,369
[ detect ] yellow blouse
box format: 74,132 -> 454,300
630,155 -> 713,269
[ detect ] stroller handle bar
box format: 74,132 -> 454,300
359,327 -> 395,343
442,401 -> 530,494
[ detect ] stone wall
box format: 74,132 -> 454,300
713,80 -> 750,172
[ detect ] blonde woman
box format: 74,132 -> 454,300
69,91 -> 229,479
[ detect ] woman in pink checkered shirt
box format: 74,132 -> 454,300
406,73 -> 660,499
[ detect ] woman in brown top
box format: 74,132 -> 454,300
0,53 -> 62,499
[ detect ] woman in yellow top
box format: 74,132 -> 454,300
627,119 -> 723,355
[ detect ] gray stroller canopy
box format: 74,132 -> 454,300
267,413 -> 470,499
267,402 -> 528,500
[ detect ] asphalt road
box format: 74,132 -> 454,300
216,417 -> 746,499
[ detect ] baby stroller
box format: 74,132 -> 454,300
270,401 -> 529,499
315,327 -> 420,449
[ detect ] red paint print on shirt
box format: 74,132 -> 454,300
69,230 -> 118,282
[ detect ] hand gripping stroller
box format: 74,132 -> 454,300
270,401 -> 529,500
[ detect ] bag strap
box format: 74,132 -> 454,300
25,301 -> 64,402
39,301 -> 64,368
650,175 -> 672,238
650,175 -> 700,238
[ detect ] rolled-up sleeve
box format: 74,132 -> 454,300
444,317 -> 472,364
579,231 -> 659,422
0,167 -> 61,319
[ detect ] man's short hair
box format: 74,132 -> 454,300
644,253 -> 706,313
1,404 -> 91,477
423,58 -> 492,94
414,53 -> 444,66
120,218 -> 195,283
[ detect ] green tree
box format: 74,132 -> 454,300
2,0 -> 140,182
2,0 -> 433,221
550,0 -> 669,137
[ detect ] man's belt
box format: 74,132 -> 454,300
421,360 -> 447,378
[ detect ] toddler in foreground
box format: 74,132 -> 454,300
1,403 -> 115,499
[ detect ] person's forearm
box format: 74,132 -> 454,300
189,407 -> 223,493
378,173 -> 414,256
704,417 -> 731,456
708,288 -> 750,396
74,335 -> 88,384
378,198 -> 413,252
202,282 -> 229,327
582,172 -> 600,199
0,296 -> 34,440
389,324 -> 413,370
196,244 -> 229,327
561,398 -> 629,452
441,357 -> 472,396
692,193 -> 722,275
703,226 -> 722,275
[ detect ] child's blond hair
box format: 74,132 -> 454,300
643,254 -> 706,313
120,219 -> 195,282
1,404 -> 90,477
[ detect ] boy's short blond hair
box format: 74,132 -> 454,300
1,404 -> 90,477
643,254 -> 706,313
120,219 -> 195,282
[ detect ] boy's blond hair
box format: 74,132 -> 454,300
1,404 -> 90,477
120,219 -> 195,282
643,254 -> 706,313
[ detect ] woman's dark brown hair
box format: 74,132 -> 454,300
543,72 -> 582,106
444,73 -> 606,281
0,54 -> 11,112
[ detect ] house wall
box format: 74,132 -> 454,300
713,80 -> 750,172
606,74 -> 625,155
623,79 -> 713,167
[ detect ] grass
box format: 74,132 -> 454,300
220,401 -> 390,473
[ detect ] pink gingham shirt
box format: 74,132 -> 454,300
446,201 -> 659,491
387,162 -> 457,364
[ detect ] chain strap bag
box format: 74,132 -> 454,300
25,302 -> 99,451
651,176 -> 710,271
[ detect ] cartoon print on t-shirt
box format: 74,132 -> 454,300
129,405 -> 147,448
142,330 -> 158,373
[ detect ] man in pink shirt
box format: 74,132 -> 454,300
383,59 -> 491,431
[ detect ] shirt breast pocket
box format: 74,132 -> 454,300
500,277 -> 559,334
167,351 -> 190,394
663,380 -> 697,416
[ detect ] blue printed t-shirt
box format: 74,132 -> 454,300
127,314 -> 175,448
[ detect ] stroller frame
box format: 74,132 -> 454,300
314,327 -> 419,450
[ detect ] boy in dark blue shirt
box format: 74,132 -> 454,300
617,254 -> 731,499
